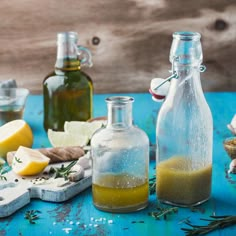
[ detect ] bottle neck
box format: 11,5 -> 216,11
174,64 -> 199,80
168,63 -> 204,99
106,96 -> 133,129
55,40 -> 80,71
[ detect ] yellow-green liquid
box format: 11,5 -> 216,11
93,174 -> 149,212
156,156 -> 212,206
43,59 -> 93,131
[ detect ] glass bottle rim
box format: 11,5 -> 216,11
106,96 -> 134,105
57,32 -> 78,42
173,31 -> 201,41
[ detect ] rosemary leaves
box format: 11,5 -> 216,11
148,204 -> 178,220
0,164 -> 7,181
181,215 -> 236,235
14,156 -> 22,163
24,210 -> 41,224
49,161 -> 77,180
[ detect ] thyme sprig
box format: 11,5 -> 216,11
181,215 -> 236,235
24,210 -> 41,224
49,161 -> 77,180
0,164 -> 7,181
148,204 -> 178,220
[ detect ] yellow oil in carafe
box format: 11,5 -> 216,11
92,174 -> 149,212
156,156 -> 212,206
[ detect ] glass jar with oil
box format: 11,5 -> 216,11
43,32 -> 93,131
91,96 -> 149,212
0,88 -> 29,126
156,32 -> 213,207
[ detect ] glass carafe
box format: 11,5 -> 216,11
156,32 -> 213,207
91,96 -> 149,212
43,32 -> 93,131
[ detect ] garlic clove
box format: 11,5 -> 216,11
69,165 -> 85,182
77,152 -> 91,169
228,159 -> 236,174
54,178 -> 70,187
227,115 -> 236,135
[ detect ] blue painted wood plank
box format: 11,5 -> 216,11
0,92 -> 236,236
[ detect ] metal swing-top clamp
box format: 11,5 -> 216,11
149,62 -> 206,102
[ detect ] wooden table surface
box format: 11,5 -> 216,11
0,92 -> 236,236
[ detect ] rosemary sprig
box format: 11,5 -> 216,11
14,156 -> 22,163
49,161 -> 77,180
24,210 -> 41,224
181,215 -> 236,235
149,176 -> 156,195
0,164 -> 7,181
148,204 -> 178,220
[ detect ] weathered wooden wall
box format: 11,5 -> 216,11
0,0 -> 235,94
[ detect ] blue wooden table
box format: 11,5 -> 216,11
0,92 -> 236,236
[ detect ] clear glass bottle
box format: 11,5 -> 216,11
43,32 -> 93,131
91,96 -> 149,212
156,32 -> 213,207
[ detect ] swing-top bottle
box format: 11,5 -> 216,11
156,32 -> 213,207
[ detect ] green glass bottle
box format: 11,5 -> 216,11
43,32 -> 93,131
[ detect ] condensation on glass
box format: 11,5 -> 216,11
156,32 -> 213,207
91,96 -> 149,212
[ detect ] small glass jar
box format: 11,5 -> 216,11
91,96 -> 149,213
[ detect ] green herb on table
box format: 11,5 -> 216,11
49,161 -> 77,180
14,156 -> 23,163
0,164 -> 7,181
181,215 -> 236,235
24,210 -> 41,224
149,176 -> 156,195
189,206 -> 205,214
148,204 -> 178,220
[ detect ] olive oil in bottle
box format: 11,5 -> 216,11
91,96 -> 150,213
43,32 -> 93,131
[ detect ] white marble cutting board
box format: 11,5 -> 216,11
0,163 -> 92,218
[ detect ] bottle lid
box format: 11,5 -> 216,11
149,32 -> 206,102
149,78 -> 170,102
